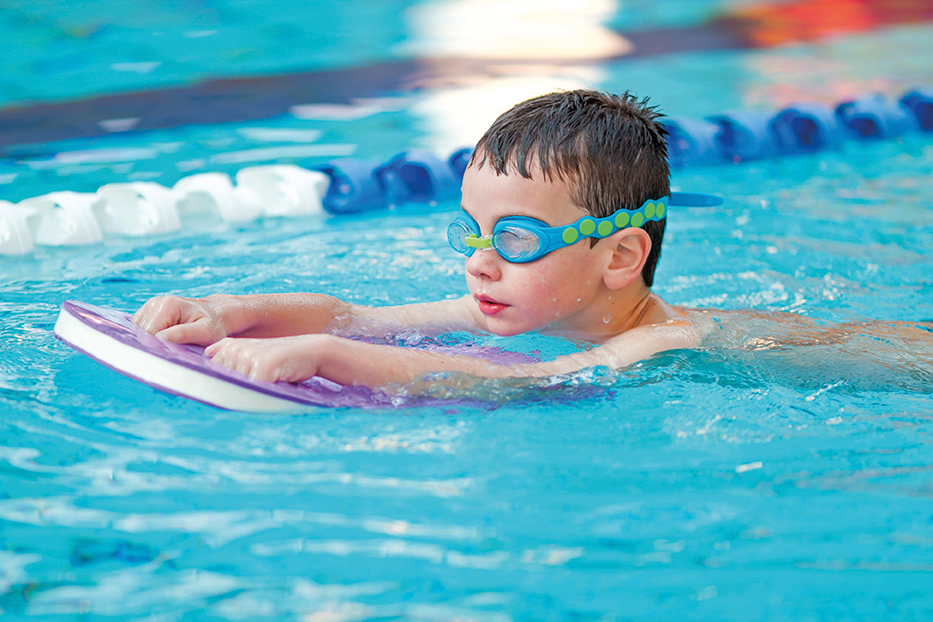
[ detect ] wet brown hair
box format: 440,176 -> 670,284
470,89 -> 670,287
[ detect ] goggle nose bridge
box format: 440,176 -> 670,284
463,233 -> 493,250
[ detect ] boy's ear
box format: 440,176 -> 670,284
602,228 -> 651,290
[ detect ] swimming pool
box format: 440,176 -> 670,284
2,1 -> 933,619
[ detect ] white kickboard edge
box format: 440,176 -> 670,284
53,307 -> 303,413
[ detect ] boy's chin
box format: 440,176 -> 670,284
485,323 -> 529,338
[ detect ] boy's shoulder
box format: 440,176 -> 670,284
598,312 -> 703,366
542,303 -> 703,374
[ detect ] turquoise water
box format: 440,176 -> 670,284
3,2 -> 933,620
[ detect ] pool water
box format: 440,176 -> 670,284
2,1 -> 933,620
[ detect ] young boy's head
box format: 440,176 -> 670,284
469,89 -> 670,287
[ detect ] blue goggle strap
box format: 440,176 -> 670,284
532,193 -> 723,252
455,191 -> 723,256
530,196 -> 671,256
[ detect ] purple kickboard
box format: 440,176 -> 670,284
55,300 -> 535,410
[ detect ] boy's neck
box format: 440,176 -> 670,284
601,284 -> 664,336
544,281 -> 672,343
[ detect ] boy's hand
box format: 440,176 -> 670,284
133,295 -> 232,346
205,334 -> 331,383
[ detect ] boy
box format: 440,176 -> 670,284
136,89 -> 703,387
132,90 -> 932,388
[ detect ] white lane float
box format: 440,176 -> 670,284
0,200 -> 37,255
17,191 -> 105,246
235,164 -> 329,217
95,181 -> 182,236
173,172 -> 263,224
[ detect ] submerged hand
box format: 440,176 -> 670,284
205,334 -> 332,383
133,295 -> 231,346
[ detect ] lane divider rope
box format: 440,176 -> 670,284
1,88 -> 930,256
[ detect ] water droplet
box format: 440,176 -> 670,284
603,314 -> 611,324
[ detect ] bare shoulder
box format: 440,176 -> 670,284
673,307 -> 829,348
527,308 -> 706,376
579,298 -> 713,369
600,311 -> 706,361
687,307 -> 933,350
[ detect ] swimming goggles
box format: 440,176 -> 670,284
447,192 -> 722,263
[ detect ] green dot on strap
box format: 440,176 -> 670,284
644,202 -> 656,219
614,212 -> 630,228
562,227 -> 579,244
631,213 -> 644,227
579,219 -> 596,236
657,203 -> 666,218
597,221 -> 613,237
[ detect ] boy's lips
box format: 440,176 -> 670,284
475,295 -> 508,315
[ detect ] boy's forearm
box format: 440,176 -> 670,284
322,318 -> 704,387
318,337 -> 521,387
210,292 -> 350,338
219,293 -> 482,339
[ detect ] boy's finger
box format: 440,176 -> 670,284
156,319 -> 220,346
134,297 -> 186,334
132,300 -> 162,331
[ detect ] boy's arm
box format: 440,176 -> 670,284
133,293 -> 481,346
204,332 -> 518,385
525,319 -> 701,376
204,318 -> 701,386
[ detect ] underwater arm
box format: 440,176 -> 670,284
519,320 -> 703,377
203,318 -> 700,387
204,332 -> 521,385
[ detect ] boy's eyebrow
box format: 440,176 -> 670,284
458,202 -> 550,224
458,204 -> 481,224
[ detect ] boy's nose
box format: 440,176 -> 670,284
465,248 -> 502,281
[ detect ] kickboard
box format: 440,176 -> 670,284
53,300 -> 528,412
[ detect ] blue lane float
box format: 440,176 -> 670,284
835,94 -> 917,139
769,103 -> 845,154
374,150 -> 461,207
2,86 -> 931,256
661,117 -> 723,168
448,147 -> 474,179
706,110 -> 780,162
313,150 -> 464,215
668,86 -> 932,166
313,159 -> 388,214
900,88 -> 933,132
